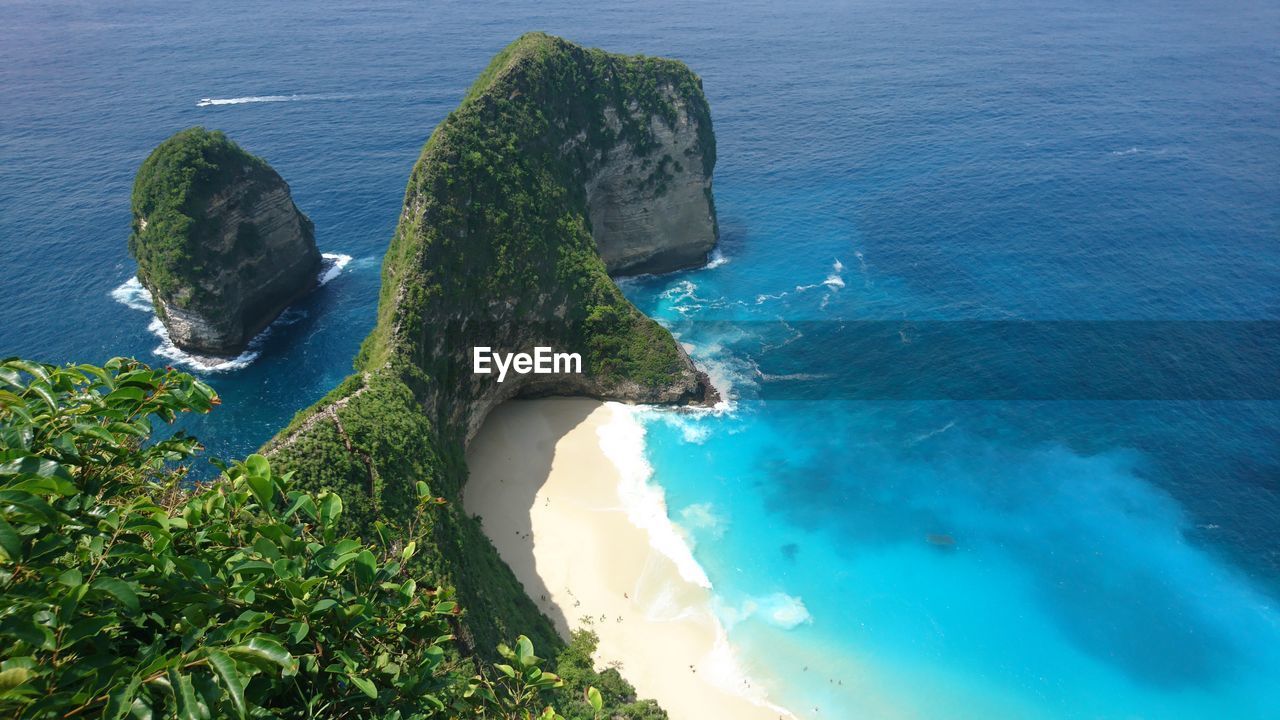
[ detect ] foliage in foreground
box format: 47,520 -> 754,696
0,358 -> 593,719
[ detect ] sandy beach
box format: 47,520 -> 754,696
464,398 -> 795,720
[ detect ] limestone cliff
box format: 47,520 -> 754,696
264,33 -> 719,660
585,70 -> 718,274
128,127 -> 321,356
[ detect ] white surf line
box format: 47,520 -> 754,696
111,252 -> 354,372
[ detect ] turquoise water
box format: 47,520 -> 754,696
3,0 -> 1278,717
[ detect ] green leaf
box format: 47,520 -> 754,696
1,617 -> 55,649
244,454 -> 270,479
206,651 -> 246,719
0,456 -> 72,480
244,472 -> 274,508
228,638 -> 296,675
515,635 -> 536,668
352,550 -> 376,585
168,667 -> 200,720
0,666 -> 34,691
26,383 -> 57,411
318,493 -> 343,527
0,516 -> 21,563
0,367 -> 22,388
92,577 -> 140,614
587,686 -> 603,712
4,475 -> 77,497
105,386 -> 146,405
350,675 -> 378,699
282,493 -> 315,520
57,568 -> 83,587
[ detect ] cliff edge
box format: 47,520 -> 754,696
264,33 -> 718,660
128,127 -> 321,356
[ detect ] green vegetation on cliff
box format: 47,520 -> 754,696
2,33 -> 716,719
270,35 -> 714,691
128,127 -> 280,306
355,31 -> 711,394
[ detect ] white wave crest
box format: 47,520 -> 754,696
318,253 -> 353,286
824,257 -> 846,289
705,248 -> 730,269
110,250 -> 352,372
660,279 -> 698,302
598,404 -> 712,588
196,93 -> 349,107
649,408 -> 714,444
109,276 -> 155,312
147,317 -> 263,372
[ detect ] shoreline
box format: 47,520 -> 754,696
464,398 -> 795,720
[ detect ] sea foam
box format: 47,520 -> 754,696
111,252 -> 352,372
597,403 -> 712,588
599,403 -> 798,718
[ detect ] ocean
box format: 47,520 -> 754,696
2,0 -> 1277,717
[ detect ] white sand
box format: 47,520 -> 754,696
464,398 -> 795,720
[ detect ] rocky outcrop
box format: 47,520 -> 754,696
128,127 -> 320,357
585,89 -> 718,275
263,34 -> 721,659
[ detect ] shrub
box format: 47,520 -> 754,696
0,358 -> 574,719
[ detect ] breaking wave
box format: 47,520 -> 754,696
110,252 -> 353,372
597,404 -> 712,588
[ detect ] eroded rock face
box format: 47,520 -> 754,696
586,94 -> 718,275
129,128 -> 321,357
260,33 -> 720,662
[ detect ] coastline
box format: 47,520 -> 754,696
464,397 -> 795,720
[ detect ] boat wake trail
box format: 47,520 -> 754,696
196,93 -> 350,107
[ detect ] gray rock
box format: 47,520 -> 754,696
586,93 -> 718,276
129,128 -> 321,357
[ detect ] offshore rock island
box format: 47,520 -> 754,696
128,127 -> 321,356
265,32 -> 719,673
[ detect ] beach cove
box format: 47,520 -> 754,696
464,398 -> 796,720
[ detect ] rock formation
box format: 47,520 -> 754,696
128,127 -> 320,356
263,33 -> 720,657
585,73 -> 718,274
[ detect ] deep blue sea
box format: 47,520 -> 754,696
2,1 -> 1278,717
